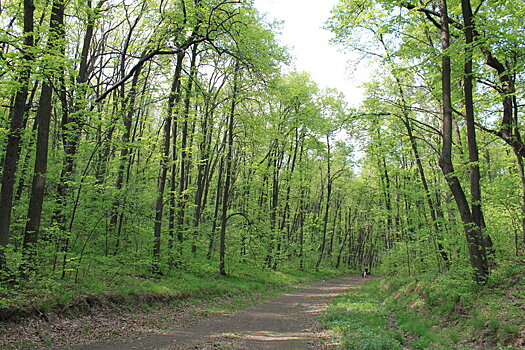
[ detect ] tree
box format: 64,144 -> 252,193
22,0 -> 66,272
0,0 -> 35,272
327,0 -> 513,282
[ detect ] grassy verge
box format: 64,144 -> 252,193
0,259 -> 345,323
322,264 -> 525,349
322,278 -> 404,350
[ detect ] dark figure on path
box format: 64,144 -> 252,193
362,268 -> 370,277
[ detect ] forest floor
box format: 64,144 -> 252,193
2,275 -> 362,349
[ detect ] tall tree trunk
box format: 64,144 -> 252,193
372,124 -> 393,248
192,91 -> 219,255
274,126 -> 300,268
110,65 -> 143,255
207,154 -> 225,260
298,135 -> 307,270
315,135 -> 332,270
0,0 -> 35,270
107,7 -> 147,252
404,119 -> 450,265
379,33 -> 450,266
56,0 -> 104,217
219,62 -> 239,276
152,52 -> 184,273
461,0 -> 490,246
265,143 -> 281,268
175,44 -> 198,262
438,0 -> 489,283
336,207 -> 354,269
22,0 -> 65,271
197,75 -> 227,244
54,0 -> 106,275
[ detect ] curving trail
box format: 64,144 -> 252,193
71,275 -> 364,350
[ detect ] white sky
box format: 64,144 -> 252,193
253,0 -> 368,107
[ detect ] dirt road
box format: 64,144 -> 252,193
69,275 -> 362,350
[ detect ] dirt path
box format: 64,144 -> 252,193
66,275 -> 362,350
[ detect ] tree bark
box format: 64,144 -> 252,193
22,0 -> 65,271
461,0 -> 484,231
0,0 -> 35,270
438,0 -> 489,283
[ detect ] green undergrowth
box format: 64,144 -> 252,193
323,261 -> 525,349
0,259 -> 345,323
322,278 -> 404,350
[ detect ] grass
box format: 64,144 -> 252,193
322,264 -> 525,350
0,258 -> 346,324
322,279 -> 404,350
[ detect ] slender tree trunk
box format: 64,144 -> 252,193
152,52 -> 184,273
110,65 -> 143,254
372,124 -> 393,248
328,200 -> 342,259
54,1 -> 106,276
167,62 -> 181,254
192,110 -> 210,255
264,143 -> 281,268
192,99 -> 218,256
175,44 -> 198,262
461,0 -> 489,238
336,207 -> 354,269
274,126 -> 300,268
219,62 -> 239,276
207,155 -> 225,259
315,135 -> 332,270
404,119 -> 450,265
379,33 -> 451,265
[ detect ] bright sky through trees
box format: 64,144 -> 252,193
253,0 -> 367,106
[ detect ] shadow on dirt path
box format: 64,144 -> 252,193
70,275 -> 364,350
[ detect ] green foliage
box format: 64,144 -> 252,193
1,3 -> 525,349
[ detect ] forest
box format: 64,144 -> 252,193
0,0 -> 524,348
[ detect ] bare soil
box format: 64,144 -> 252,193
2,275 -> 363,350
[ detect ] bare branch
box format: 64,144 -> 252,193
94,37 -> 206,104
